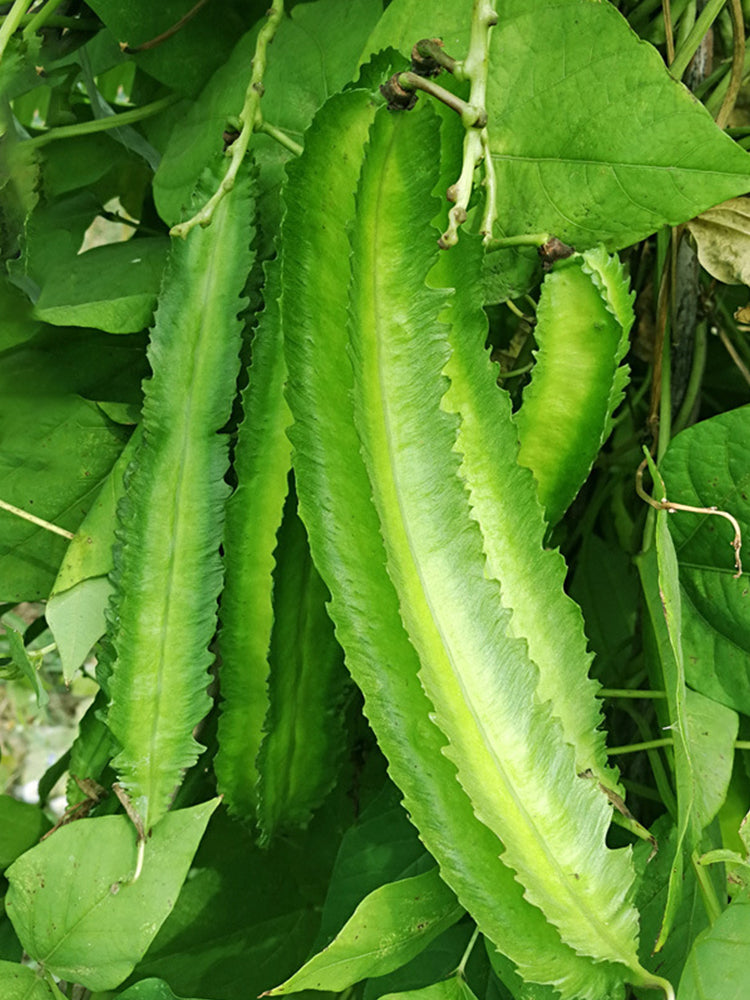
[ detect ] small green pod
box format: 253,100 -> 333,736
514,248 -> 634,526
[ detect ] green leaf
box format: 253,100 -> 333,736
316,782 -> 431,946
106,164 -> 255,831
0,390 -> 130,603
637,486 -> 694,950
660,407 -> 750,714
67,690 -> 113,805
685,689 -> 738,833
0,796 -> 51,871
379,977 -> 479,1000
216,254 -> 291,820
0,962 -> 64,1000
153,0 -> 381,226
268,870 -> 464,994
363,0 -> 750,250
117,978 -> 207,1000
365,925 -> 481,1000
283,90 -> 632,1000
677,901 -> 750,999
85,0 -> 256,97
256,493 -> 349,841
634,815 -> 714,992
34,238 -> 169,334
122,802 -> 347,998
5,799 -> 219,992
2,625 -> 48,708
0,276 -> 40,351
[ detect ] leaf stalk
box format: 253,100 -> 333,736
170,0 -> 284,238
0,0 -> 30,63
440,0 -> 498,247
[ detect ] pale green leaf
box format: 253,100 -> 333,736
685,689 -> 738,833
33,238 -> 168,334
0,962 -> 64,1000
5,799 -> 220,992
268,870 -> 463,994
379,977 -> 478,1000
47,427 -> 141,682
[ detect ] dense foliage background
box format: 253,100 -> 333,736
4,1 -> 750,998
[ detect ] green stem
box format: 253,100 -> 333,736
598,688 -> 667,699
662,0 -> 675,65
0,0 -> 30,63
397,70 -> 486,125
607,737 -> 674,755
671,0 -> 726,80
691,848 -> 723,925
735,741 -> 750,750
456,925 -> 481,977
485,231 -> 550,251
256,119 -> 302,156
170,0 -> 284,238
22,94 -> 179,149
22,0 -> 65,39
439,0 -> 498,247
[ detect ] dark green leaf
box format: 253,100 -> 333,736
0,797 -> 51,871
34,238 -> 169,334
660,407 -> 750,714
267,869 -> 464,994
153,0 -> 382,226
117,978 -> 207,1000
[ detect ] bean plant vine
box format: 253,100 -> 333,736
2,1 -> 750,999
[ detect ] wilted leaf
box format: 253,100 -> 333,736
688,197 -> 750,285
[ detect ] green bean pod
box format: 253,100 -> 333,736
282,88 -> 668,999
515,249 -> 634,526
